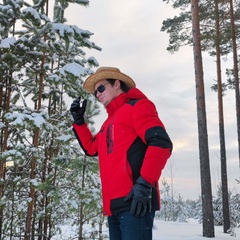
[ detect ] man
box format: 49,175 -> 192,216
70,67 -> 173,240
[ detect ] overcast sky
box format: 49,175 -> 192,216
65,0 -> 240,200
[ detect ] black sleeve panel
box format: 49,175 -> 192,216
127,137 -> 147,184
72,128 -> 98,157
145,126 -> 173,151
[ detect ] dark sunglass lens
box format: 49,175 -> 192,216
98,85 -> 105,93
94,85 -> 106,97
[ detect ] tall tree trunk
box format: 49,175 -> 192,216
78,156 -> 87,240
0,73 -> 11,240
42,149 -> 48,240
229,0 -> 240,168
24,120 -> 40,239
0,16 -> 17,238
214,0 -> 230,233
24,0 -> 49,235
191,0 -> 215,237
24,37 -> 47,240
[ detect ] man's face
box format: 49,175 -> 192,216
94,80 -> 120,106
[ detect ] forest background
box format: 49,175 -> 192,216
0,0 -> 240,239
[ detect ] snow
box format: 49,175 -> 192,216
6,112 -> 46,128
2,149 -> 22,157
30,179 -> 39,187
0,121 -> 5,128
52,23 -> 74,37
0,36 -> 16,48
153,219 -> 239,239
59,62 -> 86,77
22,7 -> 41,21
56,134 -> 73,141
31,112 -> 46,127
54,219 -> 239,239
71,24 -> 93,37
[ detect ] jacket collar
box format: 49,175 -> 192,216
106,92 -> 129,116
105,88 -> 148,116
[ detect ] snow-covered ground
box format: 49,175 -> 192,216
153,219 -> 239,240
56,218 -> 239,239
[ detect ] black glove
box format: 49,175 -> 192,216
70,97 -> 87,125
124,176 -> 152,217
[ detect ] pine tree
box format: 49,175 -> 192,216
0,0 -> 103,239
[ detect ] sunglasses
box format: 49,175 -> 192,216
94,83 -> 109,97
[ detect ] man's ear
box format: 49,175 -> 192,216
115,79 -> 121,90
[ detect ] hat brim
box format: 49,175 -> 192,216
83,68 -> 136,94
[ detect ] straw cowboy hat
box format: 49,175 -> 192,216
83,67 -> 136,94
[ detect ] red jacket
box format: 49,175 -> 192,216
73,88 -> 172,216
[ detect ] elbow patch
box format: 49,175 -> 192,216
145,126 -> 173,150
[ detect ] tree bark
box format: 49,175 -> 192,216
78,156 -> 86,240
229,0 -> 240,168
24,31 -> 47,240
0,73 -> 11,240
191,0 -> 215,237
214,0 -> 230,233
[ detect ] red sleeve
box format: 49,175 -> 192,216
132,99 -> 172,185
72,123 -> 98,156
